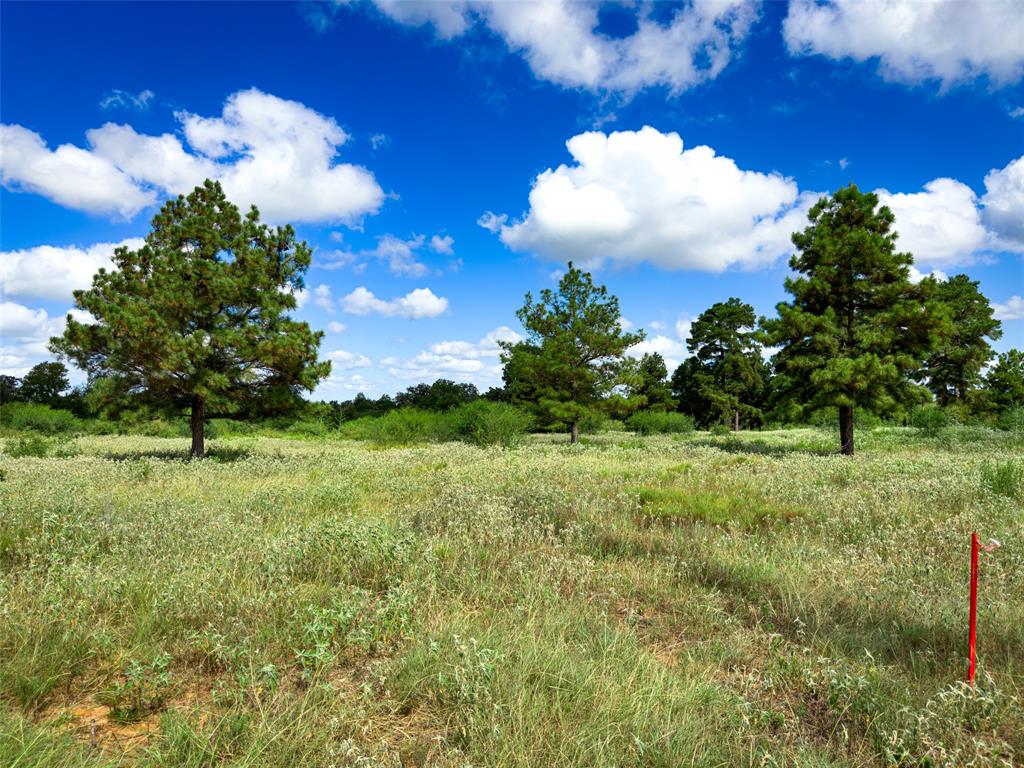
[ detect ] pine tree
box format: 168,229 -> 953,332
633,352 -> 674,412
687,298 -> 765,430
762,184 -> 945,455
921,274 -> 1001,407
503,263 -> 644,443
52,180 -> 330,458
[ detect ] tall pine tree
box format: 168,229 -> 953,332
52,181 -> 330,457
762,184 -> 945,455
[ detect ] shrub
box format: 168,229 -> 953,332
452,401 -> 532,447
6,435 -> 51,457
0,403 -> 81,434
996,407 -> 1024,433
709,423 -> 731,436
981,460 -> 1023,500
910,404 -> 950,437
626,411 -> 695,435
344,409 -> 458,446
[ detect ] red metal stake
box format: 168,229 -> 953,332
968,531 -> 979,684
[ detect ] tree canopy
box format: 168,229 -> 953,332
52,180 -> 330,457
761,184 -> 946,454
502,263 -> 644,442
921,274 -> 1001,407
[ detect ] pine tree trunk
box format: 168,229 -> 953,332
839,405 -> 854,456
734,410 -> 740,431
191,395 -> 205,459
570,419 -> 580,444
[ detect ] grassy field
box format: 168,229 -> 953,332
1,428 -> 1022,767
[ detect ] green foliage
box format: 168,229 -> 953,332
709,423 -> 731,436
17,362 -> 70,406
6,435 -> 52,458
921,275 -> 1001,406
452,400 -> 532,447
395,378 -> 479,411
102,653 -> 172,722
626,411 -> 695,435
910,404 -> 952,437
686,298 -> 767,429
981,460 -> 1023,500
632,352 -> 674,411
503,262 -> 644,441
0,402 -> 82,434
762,184 -> 946,454
985,349 -> 1024,412
996,407 -> 1024,433
51,180 -> 330,457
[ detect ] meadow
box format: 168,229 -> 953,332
1,427 -> 1022,767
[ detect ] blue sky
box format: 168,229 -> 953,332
2,0 -> 1022,399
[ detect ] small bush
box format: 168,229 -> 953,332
0,403 -> 82,434
627,411 -> 695,435
981,460 -> 1023,500
6,435 -> 51,457
910,404 -> 951,437
709,423 -> 731,436
996,407 -> 1024,433
452,401 -> 532,447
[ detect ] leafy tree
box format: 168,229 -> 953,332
985,349 -> 1024,411
632,352 -> 674,412
19,361 -> 70,406
670,357 -> 715,427
503,263 -> 644,443
687,298 -> 766,430
920,274 -> 1001,407
761,184 -> 945,455
395,379 -> 478,411
0,374 -> 23,404
52,180 -> 330,458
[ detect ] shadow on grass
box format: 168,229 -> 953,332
689,435 -> 835,457
98,446 -> 252,463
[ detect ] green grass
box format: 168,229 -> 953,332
1,428 -> 1022,766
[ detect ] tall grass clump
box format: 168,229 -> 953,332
343,408 -> 458,445
451,401 -> 532,447
996,407 -> 1024,433
0,403 -> 82,434
626,411 -> 695,435
981,460 -> 1023,500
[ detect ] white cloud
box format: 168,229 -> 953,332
100,89 -> 155,111
429,234 -> 455,255
839,157 -> 849,170
783,0 -> 1024,89
343,0 -> 758,95
322,233 -> 451,277
878,178 -> 988,267
477,211 -> 507,233
428,325 -> 522,358
378,325 -> 519,387
908,266 -> 949,284
0,238 -> 144,301
0,125 -> 156,219
494,126 -> 815,271
675,316 -> 694,347
369,132 -> 391,150
993,295 -> 1024,321
628,334 -> 688,372
0,301 -> 73,376
327,321 -> 347,334
981,156 -> 1024,250
1010,107 -> 1024,120
313,284 -> 335,313
1,89 -> 384,224
292,287 -> 311,310
326,349 -> 372,370
340,286 -> 449,318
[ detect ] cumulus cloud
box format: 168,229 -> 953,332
429,234 -> 455,255
908,266 -> 949,284
0,301 -> 79,376
981,156 -> 1024,250
493,126 -> 815,271
335,0 -> 759,95
878,179 -> 988,267
327,321 -> 347,334
379,325 -> 519,385
340,286 -> 449,318
993,295 -> 1024,321
99,88 -> 155,111
313,284 -> 335,313
783,0 -> 1024,88
326,349 -> 372,370
1,89 -> 384,224
0,238 -> 144,301
628,334 -> 688,371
